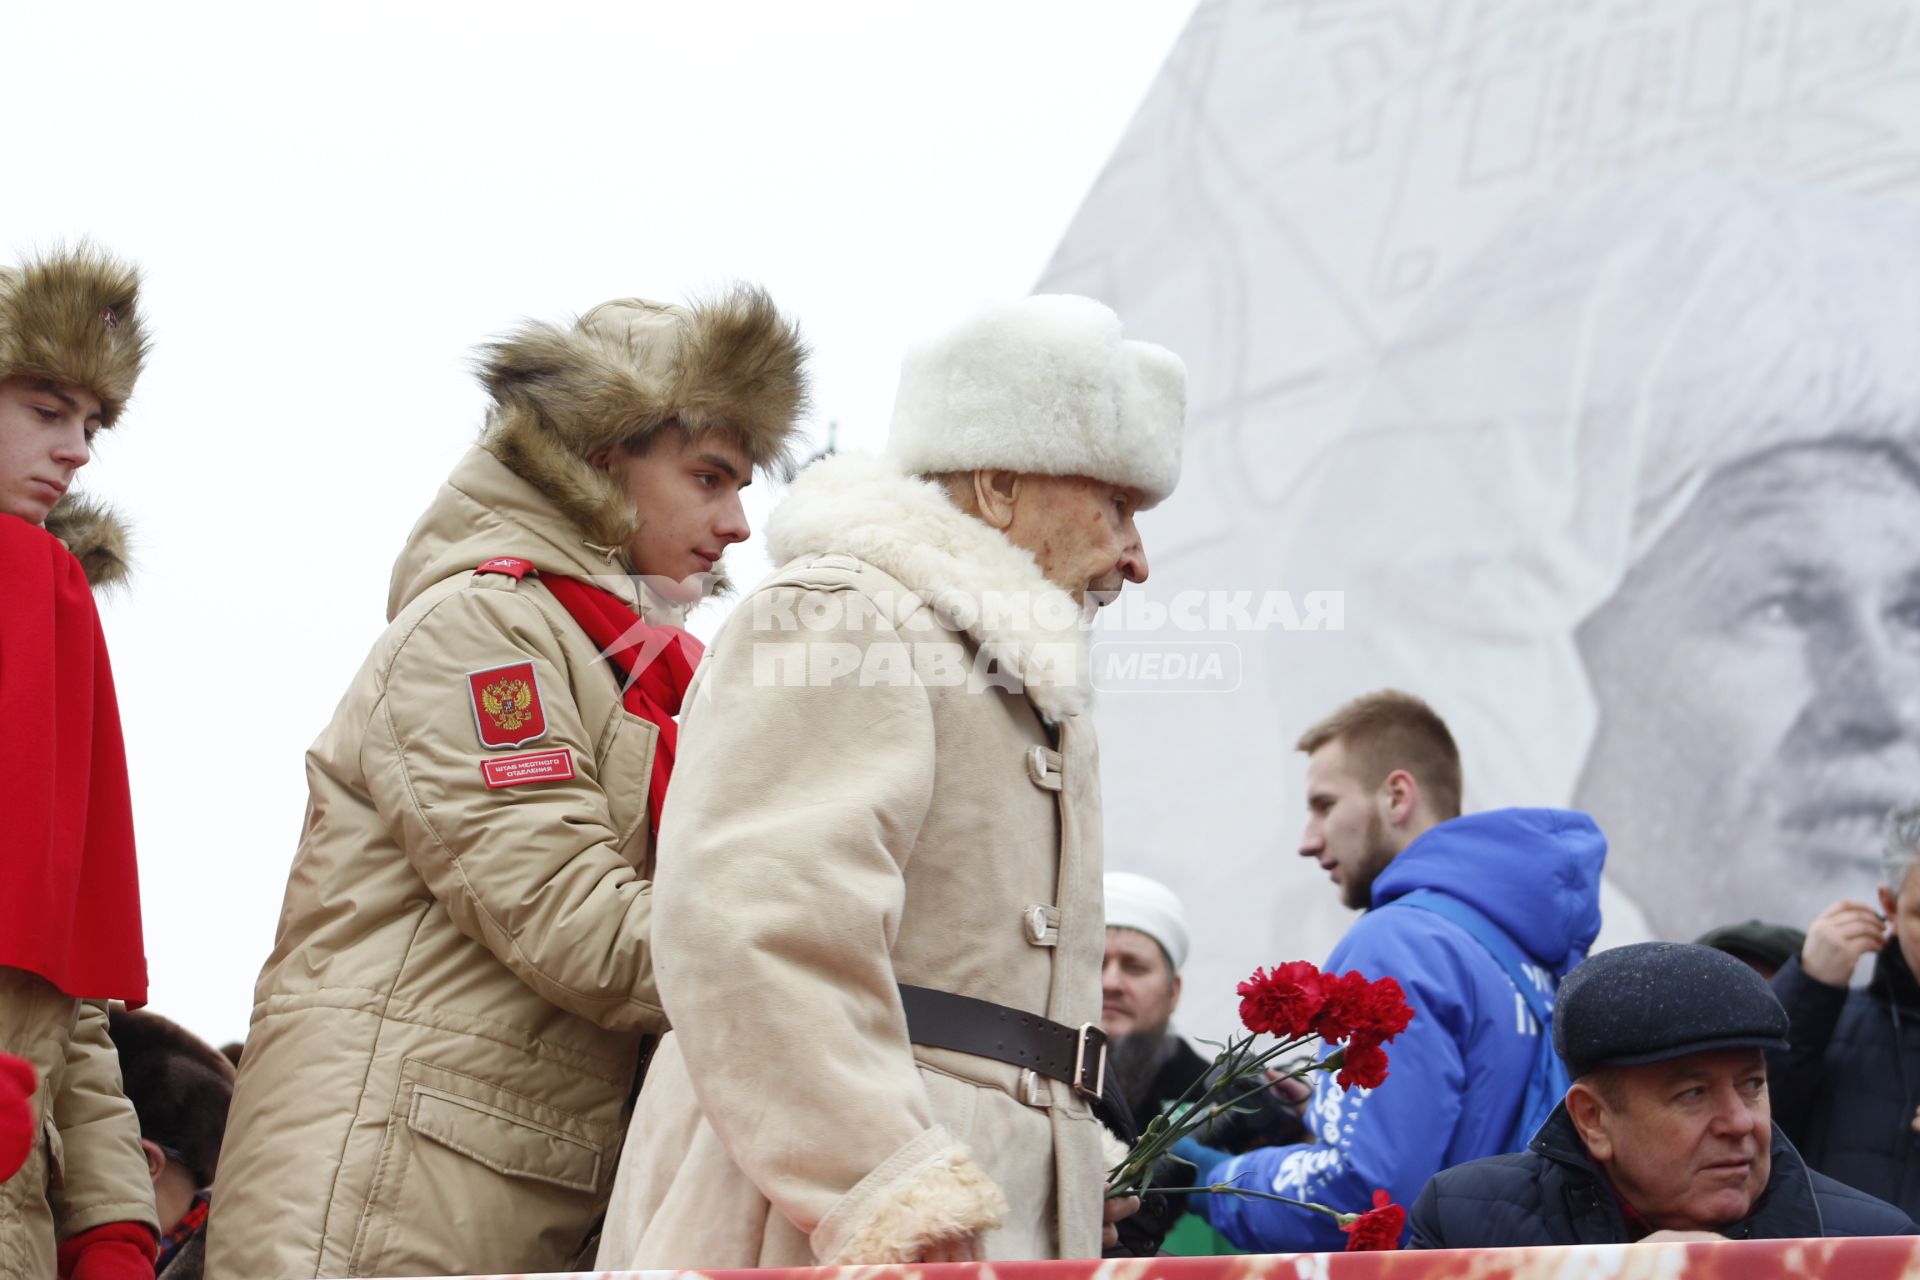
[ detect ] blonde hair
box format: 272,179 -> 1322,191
1297,689 -> 1463,820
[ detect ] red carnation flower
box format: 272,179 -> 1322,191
1335,1037 -> 1390,1090
1341,1190 -> 1405,1251
1313,971 -> 1416,1046
1357,976 -> 1415,1043
1310,969 -> 1373,1042
1237,961 -> 1326,1038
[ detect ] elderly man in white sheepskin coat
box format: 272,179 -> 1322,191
597,295 -> 1186,1268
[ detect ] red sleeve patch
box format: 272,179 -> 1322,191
475,557 -> 535,579
467,661 -> 549,748
481,748 -> 574,789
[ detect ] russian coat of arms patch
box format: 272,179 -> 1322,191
467,661 -> 549,748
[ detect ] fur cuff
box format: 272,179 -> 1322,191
816,1140 -> 1008,1265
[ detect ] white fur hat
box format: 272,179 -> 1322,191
1105,871 -> 1191,971
886,295 -> 1186,508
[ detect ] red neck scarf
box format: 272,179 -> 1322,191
0,516 -> 146,1003
540,574 -> 702,833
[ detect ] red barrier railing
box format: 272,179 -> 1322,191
410,1236 -> 1920,1280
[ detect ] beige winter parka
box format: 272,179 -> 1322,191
204,445 -> 671,1278
598,454 -> 1111,1268
206,289 -> 807,1279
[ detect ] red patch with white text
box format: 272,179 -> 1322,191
467,661 -> 549,748
475,557 -> 535,579
481,748 -> 575,789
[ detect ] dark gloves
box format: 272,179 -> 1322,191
56,1222 -> 157,1280
0,1052 -> 35,1181
1187,1063 -> 1309,1153
1106,1153 -> 1197,1258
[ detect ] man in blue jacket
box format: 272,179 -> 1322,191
1200,691 -> 1604,1252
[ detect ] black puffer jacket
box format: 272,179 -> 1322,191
1769,943 -> 1920,1218
1131,1035 -> 1213,1123
1409,1104 -> 1915,1247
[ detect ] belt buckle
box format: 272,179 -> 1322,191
1072,1023 -> 1108,1099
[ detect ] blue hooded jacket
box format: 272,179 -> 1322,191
1202,808 -> 1605,1252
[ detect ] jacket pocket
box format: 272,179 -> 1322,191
350,1059 -> 613,1275
405,1086 -> 601,1192
597,709 -> 659,867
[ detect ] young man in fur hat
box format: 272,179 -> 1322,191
597,294 -> 1185,1267
110,1009 -> 237,1280
205,288 -> 808,1279
0,245 -> 163,1280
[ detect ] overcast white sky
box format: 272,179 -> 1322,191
5,2 -> 1198,1045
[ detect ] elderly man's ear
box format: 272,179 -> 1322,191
968,470 -> 1021,531
1565,1082 -> 1615,1164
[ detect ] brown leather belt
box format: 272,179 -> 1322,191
898,984 -> 1107,1099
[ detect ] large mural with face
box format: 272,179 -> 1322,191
1043,0 -> 1920,1036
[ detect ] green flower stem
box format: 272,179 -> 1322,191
1123,1184 -> 1355,1226
1103,1031 -> 1332,1198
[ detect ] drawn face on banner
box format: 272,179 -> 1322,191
1028,1 -> 1920,1041
1575,441 -> 1920,937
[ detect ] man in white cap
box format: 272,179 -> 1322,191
598,294 -> 1186,1267
1103,872 -> 1204,1121
1104,871 -> 1307,1229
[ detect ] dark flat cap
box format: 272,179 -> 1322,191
1554,942 -> 1791,1079
1694,920 -> 1807,975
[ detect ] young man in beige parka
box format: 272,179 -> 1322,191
597,294 -> 1186,1267
204,287 -> 808,1279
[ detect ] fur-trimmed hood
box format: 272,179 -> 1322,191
0,245 -> 149,426
43,491 -> 131,589
476,284 -> 808,549
766,452 -> 1092,722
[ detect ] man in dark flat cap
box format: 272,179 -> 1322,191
1695,920 -> 1807,982
1409,943 -> 1916,1247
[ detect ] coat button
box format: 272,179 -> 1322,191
1026,905 -> 1049,944
1026,745 -> 1063,791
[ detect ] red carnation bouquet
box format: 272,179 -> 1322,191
1105,961 -> 1416,1251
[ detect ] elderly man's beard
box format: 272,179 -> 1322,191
1109,1025 -> 1181,1115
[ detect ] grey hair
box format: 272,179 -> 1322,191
1883,802 -> 1920,896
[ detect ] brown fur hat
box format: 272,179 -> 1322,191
476,284 -> 809,548
43,491 -> 131,589
109,1007 -> 236,1189
0,245 -> 149,426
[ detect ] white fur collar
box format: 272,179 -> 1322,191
766,453 -> 1091,721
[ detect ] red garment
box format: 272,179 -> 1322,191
0,1052 -> 36,1181
55,1221 -> 156,1280
536,573 -> 702,833
0,516 -> 145,1003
